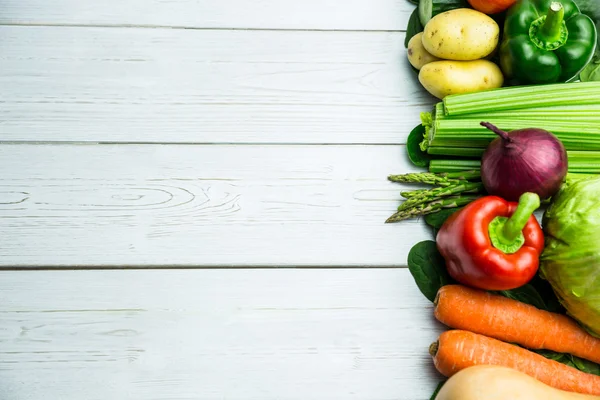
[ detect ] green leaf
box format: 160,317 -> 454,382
494,271 -> 563,313
574,0 -> 600,47
532,350 -> 600,375
407,240 -> 453,302
424,207 -> 460,229
429,381 -> 445,400
571,355 -> 600,376
528,273 -> 564,314
407,0 -> 419,5
406,124 -> 431,167
498,284 -> 547,311
576,0 -> 600,28
404,8 -> 424,48
532,349 -> 568,362
580,51 -> 600,82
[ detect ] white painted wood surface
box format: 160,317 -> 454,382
0,27 -> 433,144
0,268 -> 445,400
0,144 -> 432,267
0,0 -> 444,398
1,0 -> 414,30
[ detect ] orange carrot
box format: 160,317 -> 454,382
434,284 -> 600,364
431,330 -> 600,395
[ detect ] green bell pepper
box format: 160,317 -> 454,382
499,0 -> 597,85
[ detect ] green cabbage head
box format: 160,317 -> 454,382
541,175 -> 600,336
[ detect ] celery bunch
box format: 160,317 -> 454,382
420,82 -> 600,168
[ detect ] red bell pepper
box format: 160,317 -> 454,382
436,192 -> 544,291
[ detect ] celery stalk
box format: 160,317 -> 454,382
426,147 -> 485,157
442,82 -> 600,116
429,153 -> 600,174
456,105 -> 600,121
429,159 -> 481,173
427,119 -> 600,153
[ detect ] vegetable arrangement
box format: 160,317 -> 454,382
394,0 -> 600,397
405,0 -> 598,96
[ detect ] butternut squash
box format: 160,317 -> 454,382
435,365 -> 600,400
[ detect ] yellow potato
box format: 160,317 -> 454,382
422,8 -> 499,61
418,60 -> 504,99
407,33 -> 441,70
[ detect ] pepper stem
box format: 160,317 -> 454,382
503,193 -> 540,240
488,193 -> 540,254
529,2 -> 569,51
542,2 -> 565,40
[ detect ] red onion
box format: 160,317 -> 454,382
480,122 -> 568,202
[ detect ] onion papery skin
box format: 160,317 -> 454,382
481,125 -> 568,202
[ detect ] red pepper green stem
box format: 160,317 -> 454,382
530,2 -> 569,51
489,193 -> 540,254
503,193 -> 540,239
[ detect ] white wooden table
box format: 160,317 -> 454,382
0,1 -> 446,398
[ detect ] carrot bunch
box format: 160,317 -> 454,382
430,284 -> 600,395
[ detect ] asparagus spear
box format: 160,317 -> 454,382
401,189 -> 428,198
398,182 -> 484,211
388,170 -> 481,186
385,195 -> 480,223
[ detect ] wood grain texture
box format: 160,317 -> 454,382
0,268 -> 446,400
0,144 -> 432,267
0,0 -> 414,31
0,26 -> 434,144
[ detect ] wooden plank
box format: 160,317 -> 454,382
0,26 -> 434,144
0,268 -> 445,400
0,0 -> 414,31
0,144 -> 432,267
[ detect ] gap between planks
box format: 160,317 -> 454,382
0,0 -> 416,31
0,22 -> 407,33
0,142 -> 406,146
0,265 -> 411,271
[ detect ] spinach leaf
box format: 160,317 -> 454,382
429,381 -> 445,400
580,52 -> 600,82
406,124 -> 431,167
528,273 -> 564,313
531,350 -> 575,369
495,271 -> 563,313
407,240 -> 453,302
574,0 -> 599,47
576,0 -> 600,26
424,208 -> 460,229
532,350 -> 600,375
572,355 -> 600,376
404,8 -> 424,48
498,284 -> 547,311
533,349 -> 569,362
